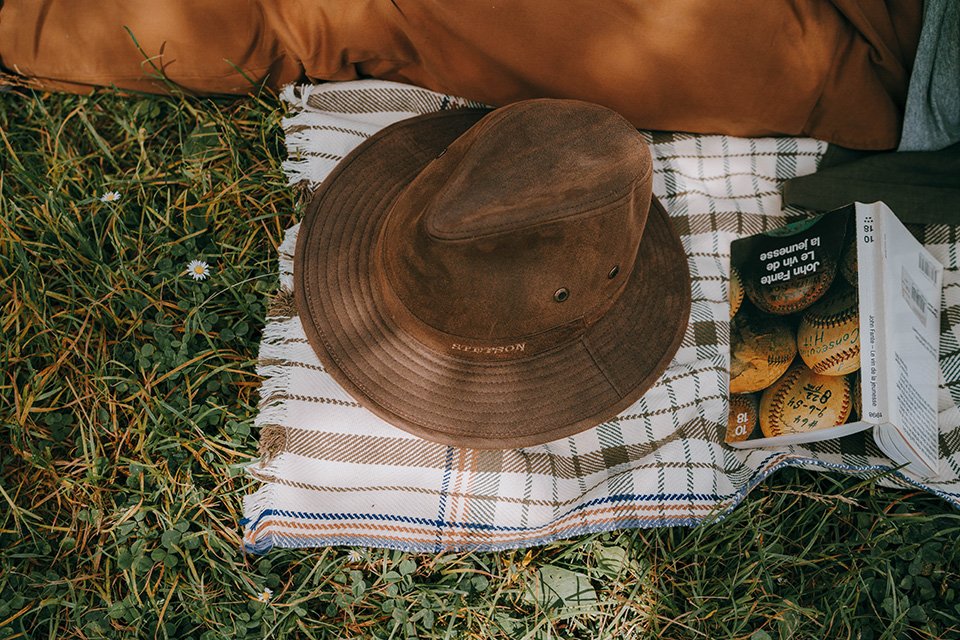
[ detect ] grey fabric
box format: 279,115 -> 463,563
782,142 -> 960,225
898,0 -> 960,151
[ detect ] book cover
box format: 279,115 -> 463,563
724,202 -> 943,477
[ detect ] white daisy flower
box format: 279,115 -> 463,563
100,190 -> 121,203
256,587 -> 273,603
186,260 -> 210,281
347,549 -> 363,563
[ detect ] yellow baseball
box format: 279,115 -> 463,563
730,312 -> 797,394
726,394 -> 759,443
796,284 -> 860,376
759,364 -> 852,437
730,266 -> 744,318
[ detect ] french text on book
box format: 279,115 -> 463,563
759,237 -> 822,285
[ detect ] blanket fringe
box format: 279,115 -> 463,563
242,482 -> 276,526
241,457 -> 286,552
253,316 -> 303,465
276,223 -> 299,293
280,113 -> 343,191
267,290 -> 296,319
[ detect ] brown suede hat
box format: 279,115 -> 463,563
294,99 -> 691,449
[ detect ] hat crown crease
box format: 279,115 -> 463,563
426,101 -> 646,240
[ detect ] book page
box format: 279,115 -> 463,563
878,202 -> 943,473
874,422 -> 938,478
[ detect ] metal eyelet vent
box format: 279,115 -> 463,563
553,288 -> 569,303
608,265 -> 620,279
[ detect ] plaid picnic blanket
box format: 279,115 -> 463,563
242,80 -> 960,553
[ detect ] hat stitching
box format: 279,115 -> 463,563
303,206 -> 676,441
378,267 -> 595,358
310,268 -> 651,443
307,263 -> 622,433
306,225 -> 676,437
340,338 -> 617,437
580,336 -> 626,398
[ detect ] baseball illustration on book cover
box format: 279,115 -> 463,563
726,211 -> 861,444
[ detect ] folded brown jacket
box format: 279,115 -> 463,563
0,0 -> 921,150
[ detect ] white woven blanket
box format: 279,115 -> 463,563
242,80 -> 960,553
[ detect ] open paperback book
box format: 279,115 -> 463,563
725,201 -> 943,478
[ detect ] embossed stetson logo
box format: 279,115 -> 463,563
451,342 -> 527,355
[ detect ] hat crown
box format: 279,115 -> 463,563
378,100 -> 654,355
426,102 -> 646,241
381,100 -> 652,358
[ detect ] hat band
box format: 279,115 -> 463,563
375,271 -> 592,362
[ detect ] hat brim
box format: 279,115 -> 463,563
294,109 -> 691,449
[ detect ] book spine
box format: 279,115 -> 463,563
856,203 -> 887,424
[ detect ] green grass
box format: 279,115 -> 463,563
1,87 -> 959,639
